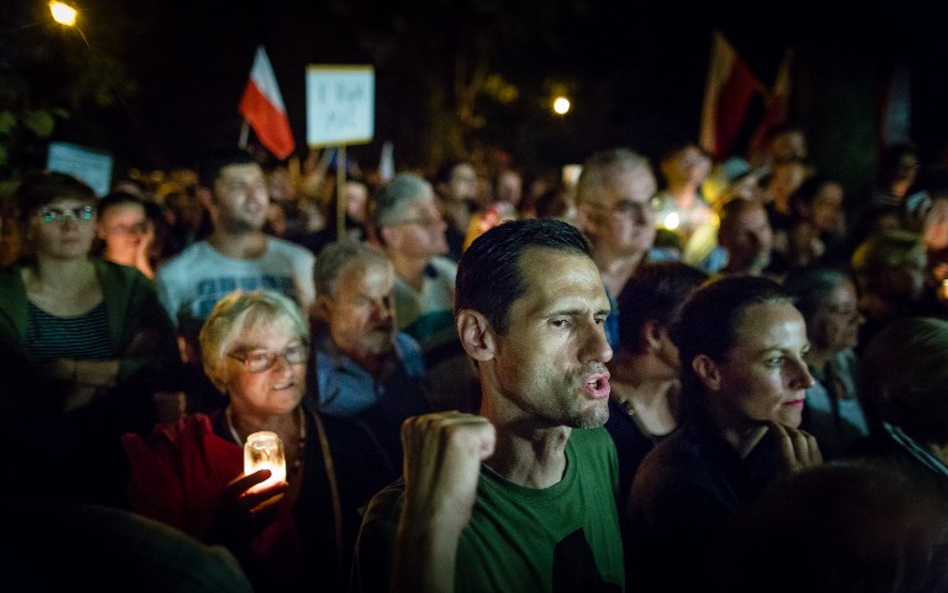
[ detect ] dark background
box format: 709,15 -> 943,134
4,0 -> 948,197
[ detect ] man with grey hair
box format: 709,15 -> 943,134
575,148 -> 678,348
308,239 -> 430,423
371,173 -> 478,412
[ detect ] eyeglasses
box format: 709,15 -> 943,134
38,205 -> 96,224
227,343 -> 309,373
590,200 -> 653,217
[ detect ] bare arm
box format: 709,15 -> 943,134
44,358 -> 122,412
391,412 -> 496,593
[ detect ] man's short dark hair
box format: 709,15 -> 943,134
455,219 -> 591,334
198,149 -> 256,189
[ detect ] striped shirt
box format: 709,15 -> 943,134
25,301 -> 113,362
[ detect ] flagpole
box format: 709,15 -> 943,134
239,120 -> 250,150
336,145 -> 347,239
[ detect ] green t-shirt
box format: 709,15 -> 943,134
354,426 -> 625,593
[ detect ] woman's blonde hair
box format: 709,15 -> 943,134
199,290 -> 308,392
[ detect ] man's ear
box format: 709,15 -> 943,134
197,186 -> 214,211
314,293 -> 333,322
575,204 -> 595,235
456,309 -> 497,361
692,354 -> 722,392
379,225 -> 399,250
197,186 -> 218,222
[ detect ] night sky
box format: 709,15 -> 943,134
7,0 -> 948,189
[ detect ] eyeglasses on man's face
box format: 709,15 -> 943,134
227,343 -> 309,373
38,205 -> 97,224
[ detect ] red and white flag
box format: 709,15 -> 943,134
748,48 -> 794,162
238,46 -> 295,160
699,30 -> 762,160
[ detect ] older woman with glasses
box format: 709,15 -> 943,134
783,267 -> 871,459
0,171 -> 179,507
124,290 -> 394,593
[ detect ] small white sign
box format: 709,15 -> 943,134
47,141 -> 113,197
306,65 -> 375,147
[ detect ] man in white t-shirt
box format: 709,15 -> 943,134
156,149 -> 315,336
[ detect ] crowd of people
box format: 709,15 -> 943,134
3,127 -> 948,592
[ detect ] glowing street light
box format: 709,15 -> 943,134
552,96 -> 571,115
49,1 -> 78,27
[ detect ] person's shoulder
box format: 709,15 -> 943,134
94,258 -> 151,285
394,331 -> 423,356
126,412 -> 216,448
429,256 -> 458,277
0,261 -> 22,280
634,428 -> 701,481
157,241 -> 210,274
0,262 -> 24,294
569,426 -> 619,465
361,477 -> 407,526
267,235 -> 315,261
14,502 -> 253,593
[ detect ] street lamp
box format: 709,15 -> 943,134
49,1 -> 78,27
553,96 -> 571,115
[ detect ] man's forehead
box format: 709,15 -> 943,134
591,167 -> 655,204
453,163 -> 476,178
338,258 -> 394,287
515,247 -> 603,297
219,163 -> 264,182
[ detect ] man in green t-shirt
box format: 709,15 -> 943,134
354,219 -> 625,593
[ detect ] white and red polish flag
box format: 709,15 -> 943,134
238,46 -> 295,160
699,30 -> 762,160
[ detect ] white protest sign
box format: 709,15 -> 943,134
306,65 -> 375,147
47,141 -> 114,197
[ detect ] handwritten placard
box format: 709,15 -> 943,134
306,65 -> 375,147
47,142 -> 113,197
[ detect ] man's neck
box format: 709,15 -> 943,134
347,348 -> 388,378
390,252 -> 431,292
479,397 -> 571,489
208,229 -> 268,259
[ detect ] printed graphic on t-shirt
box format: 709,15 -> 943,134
191,275 -> 297,319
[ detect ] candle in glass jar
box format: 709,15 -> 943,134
244,431 -> 286,493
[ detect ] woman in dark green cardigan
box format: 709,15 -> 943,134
0,171 -> 180,508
